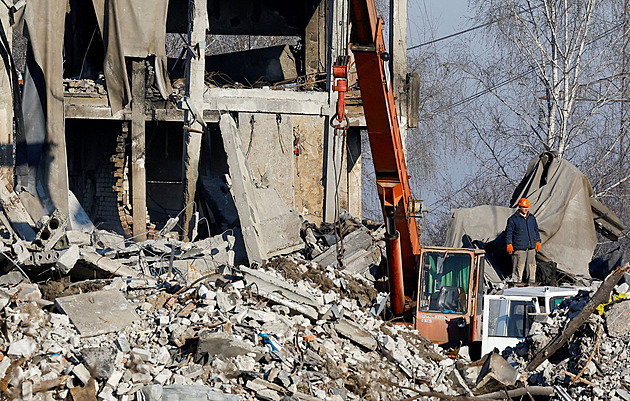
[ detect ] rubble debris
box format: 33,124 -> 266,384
487,264 -> 630,401
472,351 -> 518,394
527,263 -> 630,370
0,210 -> 475,400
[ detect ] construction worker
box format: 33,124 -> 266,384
505,198 -> 541,284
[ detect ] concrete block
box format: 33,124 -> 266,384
154,369 -> 173,385
141,384 -> 163,401
72,363 -> 91,385
606,300 -> 630,338
56,245 -> 79,274
33,209 -> 68,251
131,347 -> 151,362
82,345 -> 117,379
196,332 -> 261,361
55,289 -> 140,337
106,370 -> 123,388
115,335 -> 131,353
7,338 -> 37,357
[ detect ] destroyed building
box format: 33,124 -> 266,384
0,0 -> 418,259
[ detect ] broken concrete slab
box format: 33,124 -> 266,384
79,247 -> 144,278
196,331 -> 262,362
161,385 -> 242,401
219,113 -> 303,264
0,176 -> 36,241
241,266 -> 320,320
313,228 -> 377,270
55,289 -> 140,337
253,185 -> 304,258
334,319 -> 377,351
68,190 -> 94,233
220,113 -> 267,265
473,351 -> 519,394
65,230 -> 92,246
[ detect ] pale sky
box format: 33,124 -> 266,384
407,0 -> 470,48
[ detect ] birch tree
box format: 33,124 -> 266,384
469,0 -> 627,160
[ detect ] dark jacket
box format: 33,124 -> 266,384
505,211 -> 541,250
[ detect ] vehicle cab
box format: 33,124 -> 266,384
481,286 -> 581,355
414,247 -> 486,347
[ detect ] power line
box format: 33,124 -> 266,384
408,23 -> 489,51
408,5 -> 544,51
420,20 -> 626,118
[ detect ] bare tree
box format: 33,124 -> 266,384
470,0 -> 627,160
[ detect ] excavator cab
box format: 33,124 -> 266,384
414,247 -> 485,348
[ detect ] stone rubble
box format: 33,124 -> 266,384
0,212 -> 472,401
501,284 -> 630,401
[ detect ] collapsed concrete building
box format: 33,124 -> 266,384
0,0 -> 419,262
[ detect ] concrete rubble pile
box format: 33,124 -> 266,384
0,204 -> 479,401
501,282 -> 630,401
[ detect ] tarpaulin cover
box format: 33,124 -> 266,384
92,0 -> 172,113
445,152 -> 598,279
15,0 -> 70,217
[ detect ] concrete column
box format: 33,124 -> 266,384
181,0 -> 208,240
131,60 -> 147,241
0,10 -> 12,183
390,0 -> 409,156
323,0 -> 349,223
305,1 -> 327,76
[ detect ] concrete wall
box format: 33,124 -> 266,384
237,112 -> 295,209
293,115 -> 327,223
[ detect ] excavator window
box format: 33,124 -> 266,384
419,252 -> 472,314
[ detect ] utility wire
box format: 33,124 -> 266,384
408,23 -> 489,51
421,20 -> 626,118
408,5 -> 544,51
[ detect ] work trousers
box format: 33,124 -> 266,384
511,249 -> 536,284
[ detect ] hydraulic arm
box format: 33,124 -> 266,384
348,0 -> 421,313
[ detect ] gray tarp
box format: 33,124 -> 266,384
15,0 -> 70,219
445,153 -> 599,279
92,0 -> 172,113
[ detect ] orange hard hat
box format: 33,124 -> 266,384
518,198 -> 530,208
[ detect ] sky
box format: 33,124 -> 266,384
407,0 -> 471,48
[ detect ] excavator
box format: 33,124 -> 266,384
331,0 -> 486,349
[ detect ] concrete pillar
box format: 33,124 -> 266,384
323,0 -> 349,223
390,0 -> 408,155
131,60 -> 147,241
181,0 -> 208,240
305,1 -> 327,76
0,10 -> 13,183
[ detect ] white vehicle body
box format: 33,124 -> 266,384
481,286 -> 581,356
